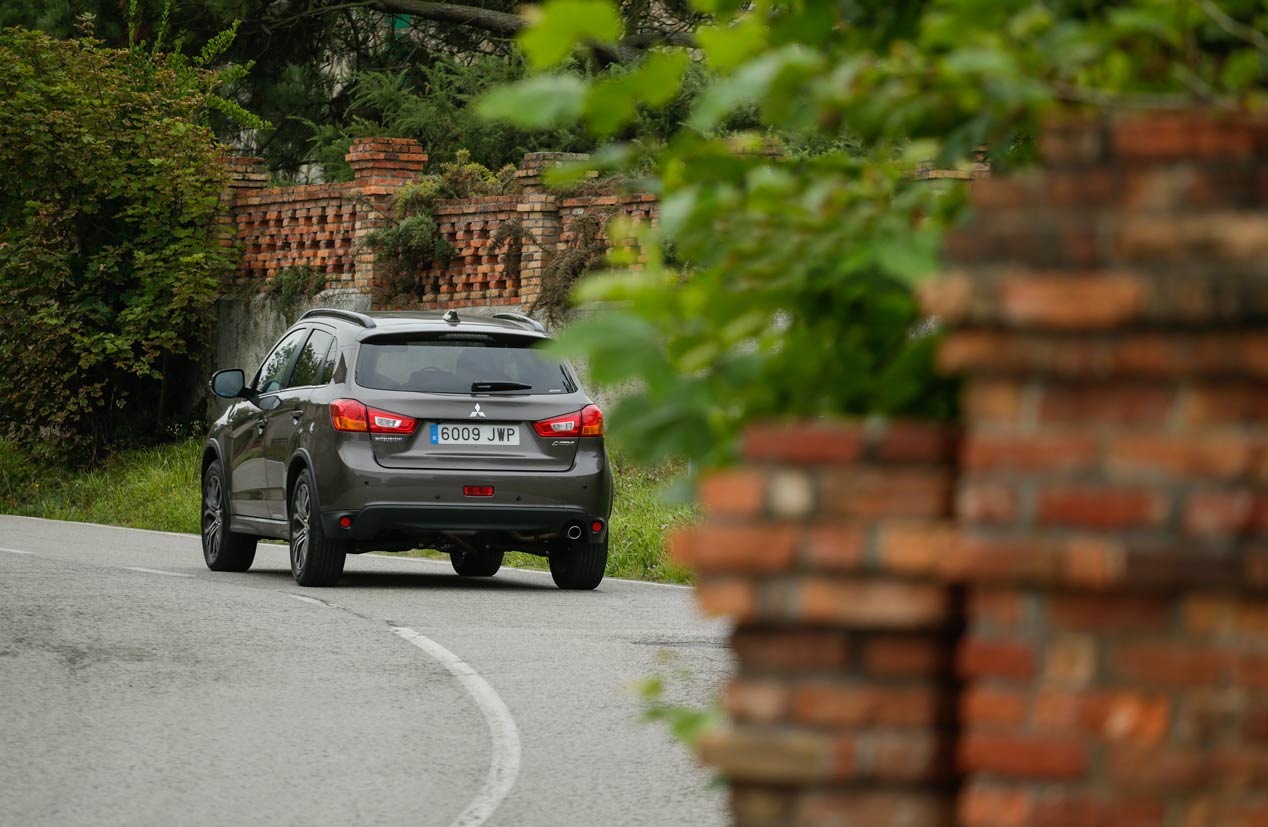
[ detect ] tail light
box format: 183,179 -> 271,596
463,485 -> 494,497
330,399 -> 368,432
580,404 -> 604,437
331,399 -> 417,434
533,404 -> 604,438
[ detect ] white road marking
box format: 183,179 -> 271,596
4,514 -> 196,540
392,626 -> 522,827
0,547 -> 37,555
122,566 -> 194,578
288,594 -> 328,607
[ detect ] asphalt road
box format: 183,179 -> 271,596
0,515 -> 731,827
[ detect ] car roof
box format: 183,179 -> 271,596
296,308 -> 549,340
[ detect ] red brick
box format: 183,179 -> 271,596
743,423 -> 864,464
696,577 -> 758,619
1184,490 -> 1268,538
725,679 -> 790,723
963,380 -> 1026,425
1036,484 -> 1167,530
1183,384 -> 1268,426
732,627 -> 850,672
793,682 -> 945,728
698,727 -> 837,783
958,638 -> 1036,680
795,790 -> 952,827
999,273 -> 1144,329
698,469 -> 767,516
969,587 -> 1027,629
1048,593 -> 1172,631
803,525 -> 866,571
869,422 -> 958,463
959,734 -> 1087,779
958,784 -> 1032,827
863,635 -> 950,678
1113,113 -> 1256,160
1032,691 -> 1170,746
956,480 -> 1018,524
963,432 -> 1098,472
819,468 -> 953,519
1039,384 -> 1176,425
1108,434 -> 1253,480
668,524 -> 799,573
918,272 -> 973,321
798,578 -> 950,628
1031,795 -> 1165,827
1112,642 -> 1231,687
961,686 -> 1028,728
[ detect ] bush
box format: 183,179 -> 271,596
0,28 -> 235,460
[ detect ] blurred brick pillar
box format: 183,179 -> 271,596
925,111 -> 1268,827
682,111 -> 1268,827
673,423 -> 961,827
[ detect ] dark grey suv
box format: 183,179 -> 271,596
201,309 -> 612,589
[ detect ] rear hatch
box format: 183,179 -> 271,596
353,330 -> 589,472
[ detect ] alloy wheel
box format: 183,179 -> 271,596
291,482 -> 310,573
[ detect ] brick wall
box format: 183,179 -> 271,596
224,140 -> 654,314
681,111 -> 1268,826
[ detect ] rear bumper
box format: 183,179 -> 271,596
320,504 -> 605,542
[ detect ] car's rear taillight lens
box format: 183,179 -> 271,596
533,411 -> 581,437
368,407 -> 417,434
330,399 -> 369,432
580,404 -> 604,437
533,405 -> 604,439
463,486 -> 494,497
331,400 -> 416,434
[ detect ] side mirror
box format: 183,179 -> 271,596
210,369 -> 248,399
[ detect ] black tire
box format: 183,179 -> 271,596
201,460 -> 257,572
549,537 -> 608,590
451,548 -> 504,577
289,469 -> 347,587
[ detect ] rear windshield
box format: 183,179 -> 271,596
356,333 -> 577,395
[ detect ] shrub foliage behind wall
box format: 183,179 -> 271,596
0,28 -> 233,459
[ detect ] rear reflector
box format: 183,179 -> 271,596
591,520 -> 604,533
463,486 -> 494,497
339,516 -> 353,528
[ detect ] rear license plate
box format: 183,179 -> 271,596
430,423 -> 521,445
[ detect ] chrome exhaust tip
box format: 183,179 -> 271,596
565,524 -> 583,540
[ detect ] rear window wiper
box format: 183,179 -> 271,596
471,381 -> 533,392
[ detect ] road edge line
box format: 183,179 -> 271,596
391,626 -> 522,827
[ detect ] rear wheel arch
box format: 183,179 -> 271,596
285,450 -> 317,517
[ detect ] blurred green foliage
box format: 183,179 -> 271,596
480,0 -> 1268,468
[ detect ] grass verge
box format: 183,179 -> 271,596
0,438 -> 698,584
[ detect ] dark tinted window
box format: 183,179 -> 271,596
356,333 -> 575,395
254,329 -> 308,394
288,330 -> 335,388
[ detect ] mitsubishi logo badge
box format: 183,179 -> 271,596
469,403 -> 486,418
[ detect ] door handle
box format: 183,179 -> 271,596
255,418 -> 266,434
291,411 -> 304,424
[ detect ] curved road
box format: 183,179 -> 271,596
0,516 -> 731,826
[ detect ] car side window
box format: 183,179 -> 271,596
287,330 -> 335,389
254,329 -> 308,394
317,341 -> 339,385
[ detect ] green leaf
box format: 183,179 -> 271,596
696,19 -> 767,72
519,0 -> 623,69
476,75 -> 587,127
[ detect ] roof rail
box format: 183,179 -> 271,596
298,308 -> 377,329
490,312 -> 546,334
